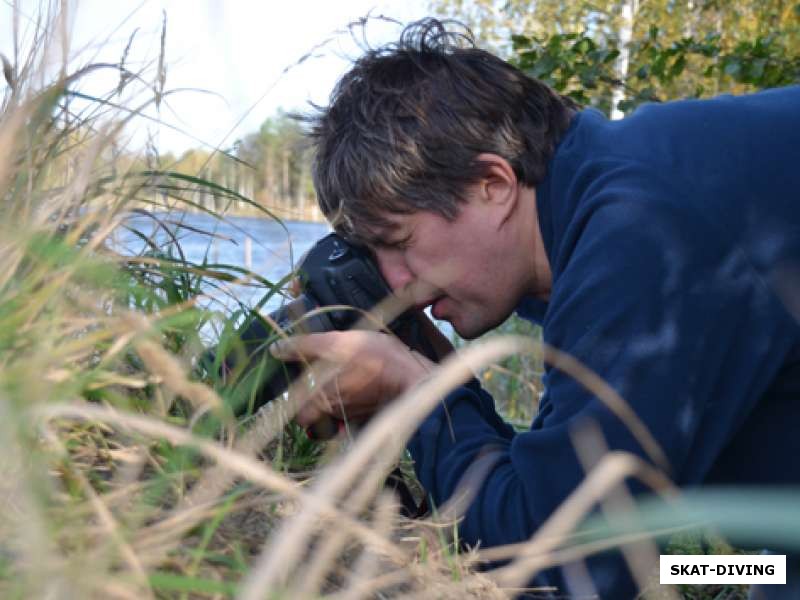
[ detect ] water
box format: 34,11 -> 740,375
116,212 -> 331,317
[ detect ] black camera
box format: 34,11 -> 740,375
217,233 -> 434,417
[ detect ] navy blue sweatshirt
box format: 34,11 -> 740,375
407,85 -> 800,597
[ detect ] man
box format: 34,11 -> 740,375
269,18 -> 800,598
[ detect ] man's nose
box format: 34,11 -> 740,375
374,249 -> 414,291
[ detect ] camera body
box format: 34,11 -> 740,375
223,233 -> 430,415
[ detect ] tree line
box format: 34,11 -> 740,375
159,112 -> 320,222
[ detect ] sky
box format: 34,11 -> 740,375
0,0 -> 431,155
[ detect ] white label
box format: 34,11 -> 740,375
660,555 -> 786,584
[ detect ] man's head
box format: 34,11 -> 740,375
308,18 -> 573,336
309,18 -> 576,242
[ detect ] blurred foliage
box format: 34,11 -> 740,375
511,24 -> 799,114
432,0 -> 800,114
432,0 -> 800,54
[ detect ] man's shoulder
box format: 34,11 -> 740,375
615,84 -> 800,128
543,86 -> 800,267
564,86 -> 800,159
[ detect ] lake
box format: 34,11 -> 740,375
117,212 -> 331,319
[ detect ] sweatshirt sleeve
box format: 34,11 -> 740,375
406,193 -> 795,594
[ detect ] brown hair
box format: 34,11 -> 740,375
307,18 -> 577,244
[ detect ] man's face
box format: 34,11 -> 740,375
366,195 -> 527,339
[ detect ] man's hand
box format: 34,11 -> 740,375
269,328 -> 437,428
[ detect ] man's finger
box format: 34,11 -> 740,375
296,388 -> 340,425
268,333 -> 330,361
268,337 -> 300,361
269,331 -> 374,363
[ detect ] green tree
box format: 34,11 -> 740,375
430,0 -> 800,114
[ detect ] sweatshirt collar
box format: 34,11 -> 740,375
514,109 -> 585,325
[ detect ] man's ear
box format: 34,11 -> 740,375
475,153 -> 519,228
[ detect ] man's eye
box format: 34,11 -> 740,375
374,236 -> 410,251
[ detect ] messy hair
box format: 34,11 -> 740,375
308,17 -> 577,244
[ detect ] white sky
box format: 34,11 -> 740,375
0,0 -> 430,155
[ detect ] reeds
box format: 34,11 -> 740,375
1,5 -> 797,600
